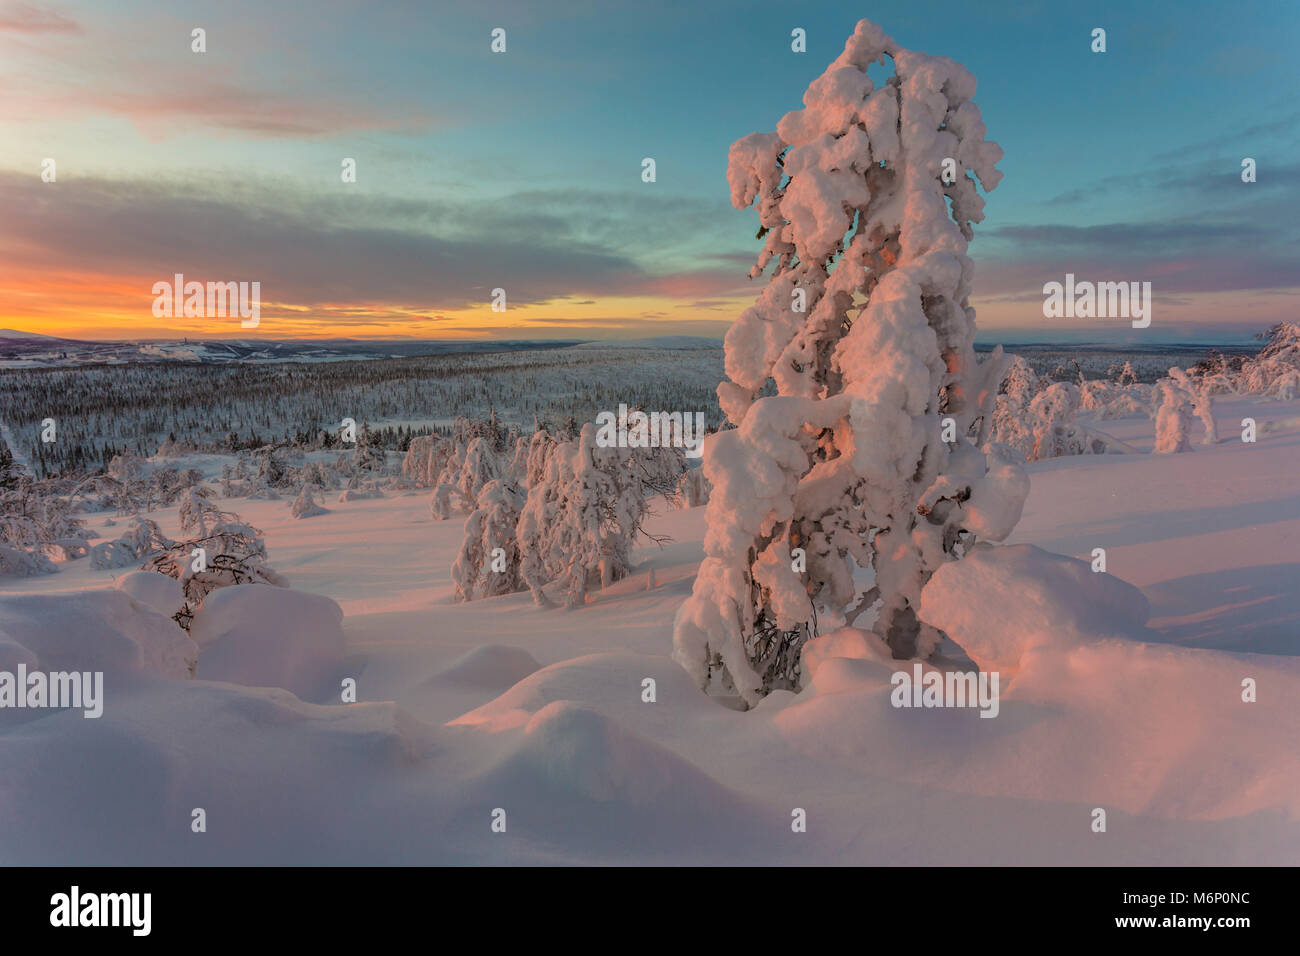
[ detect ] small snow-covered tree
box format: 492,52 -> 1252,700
457,436 -> 502,507
1240,322 -> 1300,398
289,482 -> 329,518
517,423 -> 658,608
179,486 -> 232,536
1153,373 -> 1193,453
523,427 -> 557,486
1169,367 -> 1217,444
0,475 -> 90,574
401,434 -> 440,486
429,416 -> 509,519
451,478 -> 526,601
673,18 -> 1028,705
674,466 -> 711,508
101,453 -> 150,514
989,355 -> 1040,456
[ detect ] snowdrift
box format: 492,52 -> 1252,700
0,590 -> 196,680
190,584 -> 346,699
919,543 -> 1152,673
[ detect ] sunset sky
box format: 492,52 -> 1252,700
1,0 -> 1297,343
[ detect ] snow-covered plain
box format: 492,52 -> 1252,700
1,395 -> 1297,865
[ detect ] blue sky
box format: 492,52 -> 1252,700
1,0 -> 1296,342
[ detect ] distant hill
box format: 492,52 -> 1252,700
572,336 -> 722,350
0,328 -> 70,341
0,336 -> 589,368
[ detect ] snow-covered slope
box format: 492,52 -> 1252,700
1,398 -> 1297,865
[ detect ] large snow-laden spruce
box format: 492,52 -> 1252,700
674,18 -> 1028,706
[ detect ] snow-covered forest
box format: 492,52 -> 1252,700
1,14 -> 1297,871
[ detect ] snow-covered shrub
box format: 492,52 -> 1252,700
0,476 -> 89,576
1239,322 -> 1300,399
141,515 -> 286,631
673,18 -> 1027,706
0,543 -> 56,576
1078,364 -> 1154,420
90,516 -> 170,569
289,482 -> 329,518
429,481 -> 457,520
995,371 -> 1135,460
244,444 -> 291,499
100,453 -> 150,514
451,479 -> 526,601
291,459 -> 341,492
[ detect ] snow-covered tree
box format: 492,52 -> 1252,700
673,18 -> 1028,705
1169,367 -> 1217,444
0,475 -> 90,575
100,453 -> 150,514
289,482 -> 329,518
517,423 -> 657,608
179,487 -> 229,536
429,416 -> 509,520
401,434 -> 441,486
674,466 -> 711,508
1154,374 -> 1193,453
1026,382 -> 1113,458
451,478 -> 526,601
1240,322 -> 1300,399
989,355 -> 1040,456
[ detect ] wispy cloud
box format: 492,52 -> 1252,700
0,2 -> 79,34
0,173 -> 747,327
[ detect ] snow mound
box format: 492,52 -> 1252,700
494,701 -> 719,803
114,570 -> 183,616
800,625 -> 893,682
0,590 -> 196,679
0,679 -> 437,864
919,543 -> 1151,674
424,645 -> 541,690
451,697 -> 783,863
190,585 -> 346,699
451,652 -> 719,735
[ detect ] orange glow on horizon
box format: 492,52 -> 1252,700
2,268 -> 1290,342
